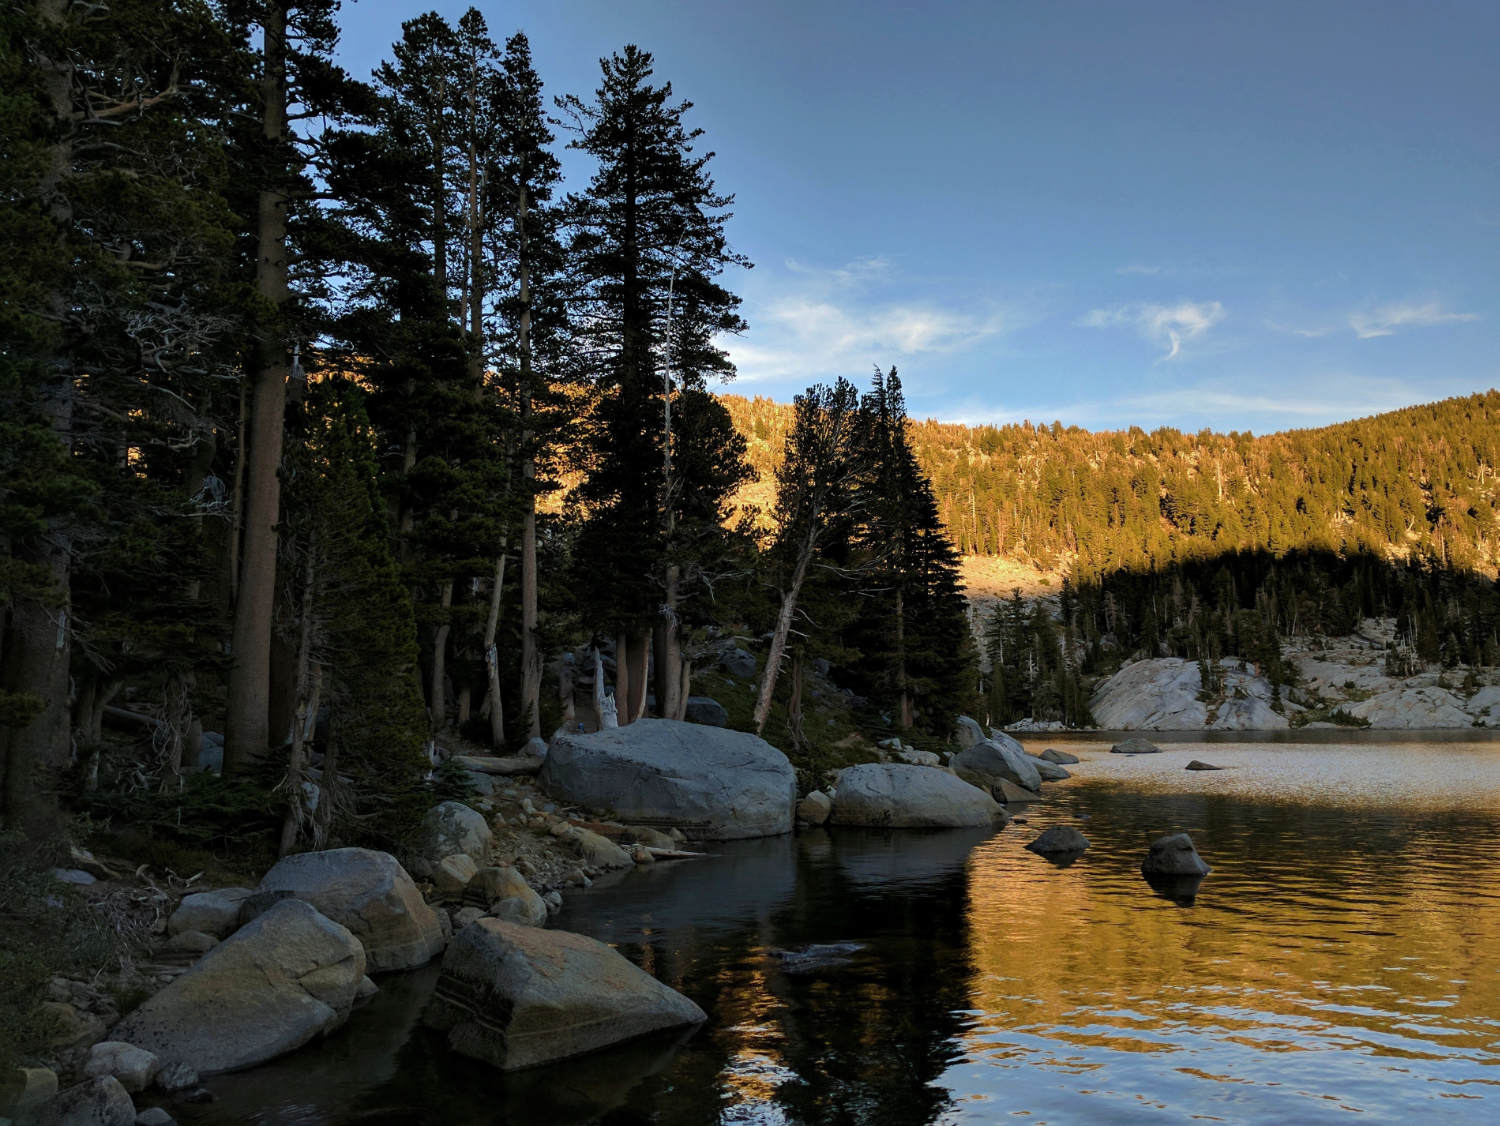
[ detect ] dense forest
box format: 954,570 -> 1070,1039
0,1 -> 975,865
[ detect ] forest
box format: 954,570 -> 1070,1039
0,1 -> 974,861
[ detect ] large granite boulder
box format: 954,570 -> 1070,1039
1141,833 -> 1211,876
540,719 -> 796,840
422,919 -> 706,1070
112,899 -> 364,1075
829,763 -> 1005,828
258,848 -> 445,972
417,802 -> 492,864
1344,685 -> 1473,729
33,1076 -> 134,1126
949,740 -> 1041,794
167,887 -> 253,940
1211,696 -> 1289,730
955,716 -> 986,749
1089,658 -> 1207,729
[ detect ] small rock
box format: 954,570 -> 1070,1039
631,845 -> 654,864
34,1075 -> 134,1126
562,868 -> 590,887
486,893 -> 548,927
1027,757 -> 1071,781
135,1108 -> 176,1125
451,906 -> 485,930
417,801 -> 493,865
1040,748 -> 1080,765
152,1063 -> 197,1093
541,890 -> 562,915
524,736 -> 549,758
1141,832 -> 1211,876
770,942 -> 864,973
355,976 -> 379,1001
437,909 -> 453,942
720,647 -> 757,678
1185,760 -> 1223,771
167,888 -> 253,940
683,696 -> 729,727
548,820 -> 571,838
159,931 -> 217,958
795,791 -> 832,826
1111,737 -> 1161,755
83,1041 -> 159,1093
51,868 -> 97,886
564,827 -> 633,870
432,854 -> 479,895
177,1087 -> 215,1104
1024,826 -> 1090,855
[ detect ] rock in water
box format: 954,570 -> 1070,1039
417,802 -> 493,864
33,1075 -> 134,1126
955,716 -> 986,749
422,919 -> 706,1071
1025,826 -> 1090,855
112,899 -> 364,1076
1141,833 -> 1211,876
994,779 -> 1043,805
795,791 -> 832,826
257,848 -> 445,972
1185,760 -> 1223,771
830,763 -> 1005,828
1040,748 -> 1080,765
683,696 -> 729,727
167,888 -> 253,940
950,740 -> 1041,793
135,1109 -> 176,1126
770,943 -> 864,973
1111,737 -> 1161,755
1027,757 -> 1071,781
540,718 -> 796,840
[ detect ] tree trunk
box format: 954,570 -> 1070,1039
593,649 -> 617,729
482,553 -> 506,747
429,580 -> 454,733
279,549 -> 317,856
786,652 -> 805,750
653,565 -> 683,721
896,587 -> 913,728
753,541 -> 815,734
618,633 -> 649,724
613,635 -> 631,725
672,658 -> 692,721
226,2 -> 290,774
516,178 -> 543,740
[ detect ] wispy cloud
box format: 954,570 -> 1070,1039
1116,263 -> 1170,276
724,259 -> 1028,385
1347,300 -> 1479,339
1080,300 -> 1226,360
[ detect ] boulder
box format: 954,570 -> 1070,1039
34,1076 -> 134,1126
258,848 -> 445,973
955,715 -> 986,749
355,976 -> 379,1002
561,826 -> 634,869
135,1110 -> 176,1126
1141,833 -> 1211,876
1210,696 -> 1288,730
471,866 -> 549,927
422,919 -> 706,1070
417,801 -> 493,863
683,696 -> 729,727
795,791 -> 832,826
464,770 -> 496,796
432,854 -> 479,895
949,740 -> 1041,793
897,749 -> 942,767
540,719 -> 796,840
157,931 -> 217,963
151,1063 -> 197,1093
1185,760 -> 1223,771
41,1003 -> 105,1050
112,899 -> 364,1076
994,779 -> 1043,804
1025,826 -> 1090,855
1344,685 -> 1474,729
829,763 -> 1005,828
1111,737 -> 1161,755
1089,658 -> 1207,729
1039,748 -> 1079,765
82,1042 -> 158,1093
487,895 -> 548,927
451,906 -> 485,931
1027,757 -> 1071,782
5,1066 -> 57,1122
719,647 -> 757,679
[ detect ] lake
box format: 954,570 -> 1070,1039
163,735 -> 1500,1125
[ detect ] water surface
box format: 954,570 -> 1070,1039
164,737 -> 1500,1125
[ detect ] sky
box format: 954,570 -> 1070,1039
337,0 -> 1499,435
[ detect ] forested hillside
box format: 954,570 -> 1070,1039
722,392 -> 1500,578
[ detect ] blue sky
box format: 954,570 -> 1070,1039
339,1 -> 1498,434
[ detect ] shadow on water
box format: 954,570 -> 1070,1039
163,739 -> 1500,1125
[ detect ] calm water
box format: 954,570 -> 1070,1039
161,737 -> 1500,1126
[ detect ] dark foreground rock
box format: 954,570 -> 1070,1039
1111,737 -> 1161,754
541,719 -> 796,839
257,848 -> 445,972
830,763 -> 1006,828
1039,748 -> 1080,765
423,918 -> 705,1070
1025,826 -> 1090,855
34,1075 -> 134,1126
1141,833 -> 1211,876
1185,760 -> 1223,771
770,943 -> 864,973
113,900 -> 364,1076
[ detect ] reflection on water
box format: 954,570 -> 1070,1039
167,739 -> 1500,1126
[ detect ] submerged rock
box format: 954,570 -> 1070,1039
257,847 -> 445,972
113,899 -> 365,1076
830,763 -> 1005,828
1140,833 -> 1211,877
423,919 -> 706,1071
1111,737 -> 1161,755
1039,748 -> 1080,765
541,719 -> 796,840
770,943 -> 864,973
949,740 -> 1041,793
1024,826 -> 1089,855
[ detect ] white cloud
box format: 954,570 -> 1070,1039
723,260 -> 1027,385
1080,300 -> 1226,360
1347,301 -> 1479,339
